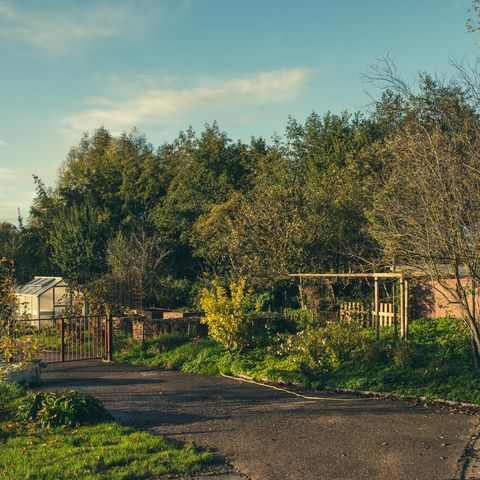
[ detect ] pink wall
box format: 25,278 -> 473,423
418,278 -> 479,319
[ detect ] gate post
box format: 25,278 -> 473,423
60,317 -> 65,362
105,314 -> 113,362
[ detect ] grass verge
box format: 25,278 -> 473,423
0,382 -> 213,480
114,317 -> 480,404
0,422 -> 213,480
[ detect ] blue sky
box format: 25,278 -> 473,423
0,0 -> 477,223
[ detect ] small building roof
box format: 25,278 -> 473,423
16,276 -> 66,297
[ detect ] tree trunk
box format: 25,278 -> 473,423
470,335 -> 480,373
298,277 -> 305,309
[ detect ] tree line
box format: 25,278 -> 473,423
1,68 -> 480,315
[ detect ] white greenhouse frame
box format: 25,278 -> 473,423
16,276 -> 70,320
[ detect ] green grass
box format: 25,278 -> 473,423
0,381 -> 213,480
0,381 -> 25,419
114,318 -> 480,404
0,422 -> 213,480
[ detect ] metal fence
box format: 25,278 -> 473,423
9,315 -> 113,363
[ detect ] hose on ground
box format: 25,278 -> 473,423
220,372 -> 383,402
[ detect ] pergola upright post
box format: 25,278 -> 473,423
374,276 -> 379,339
392,280 -> 397,336
400,277 -> 405,340
473,278 -> 476,324
404,279 -> 409,340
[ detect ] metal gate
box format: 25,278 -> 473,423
12,315 -> 113,363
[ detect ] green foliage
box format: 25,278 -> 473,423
11,75 -> 480,327
273,322 -> 377,372
199,278 -> 259,351
0,382 -> 25,413
0,258 -> 16,327
16,390 -> 112,428
283,308 -> 319,330
409,317 -> 469,355
50,198 -> 110,282
392,342 -> 415,368
13,111 -> 387,308
106,225 -> 167,305
117,317 -> 480,404
0,223 -> 19,260
0,422 -> 213,480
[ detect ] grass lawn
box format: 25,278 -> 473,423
114,317 -> 480,404
0,382 -> 213,480
0,422 -> 213,480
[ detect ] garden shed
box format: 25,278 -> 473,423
16,276 -> 70,319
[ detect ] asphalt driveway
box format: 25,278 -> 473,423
41,361 -> 479,480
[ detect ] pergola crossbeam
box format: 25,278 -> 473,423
288,273 -> 404,279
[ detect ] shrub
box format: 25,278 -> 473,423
392,342 -> 415,368
409,317 -> 469,357
276,322 -> 371,372
16,390 -> 112,428
283,308 -> 320,330
359,337 -> 393,364
199,277 -> 259,351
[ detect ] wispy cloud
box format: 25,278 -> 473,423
0,167 -> 16,179
63,69 -> 311,132
0,1 -> 142,54
0,139 -> 7,147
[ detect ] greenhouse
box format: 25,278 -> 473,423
16,276 -> 69,319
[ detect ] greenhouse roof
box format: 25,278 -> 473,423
16,276 -> 65,296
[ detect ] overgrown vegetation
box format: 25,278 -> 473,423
115,316 -> 480,404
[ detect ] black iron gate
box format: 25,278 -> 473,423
13,315 -> 113,363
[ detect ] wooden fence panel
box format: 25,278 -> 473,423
340,302 -> 394,328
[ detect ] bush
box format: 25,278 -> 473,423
16,390 -> 112,428
275,322 -> 371,372
283,308 -> 320,331
199,277 -> 259,351
392,342 -> 415,368
409,317 -> 469,358
360,337 -> 394,364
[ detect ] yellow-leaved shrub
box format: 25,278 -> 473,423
199,277 -> 259,351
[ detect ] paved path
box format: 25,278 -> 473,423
41,361 -> 479,480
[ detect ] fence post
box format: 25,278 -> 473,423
60,317 -> 65,362
106,314 -> 113,362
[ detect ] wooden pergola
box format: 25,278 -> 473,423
288,272 -> 410,339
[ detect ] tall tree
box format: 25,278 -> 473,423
369,77 -> 480,369
50,198 -> 110,283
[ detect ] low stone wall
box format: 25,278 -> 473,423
2,362 -> 41,384
131,312 -> 203,342
112,316 -> 133,334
